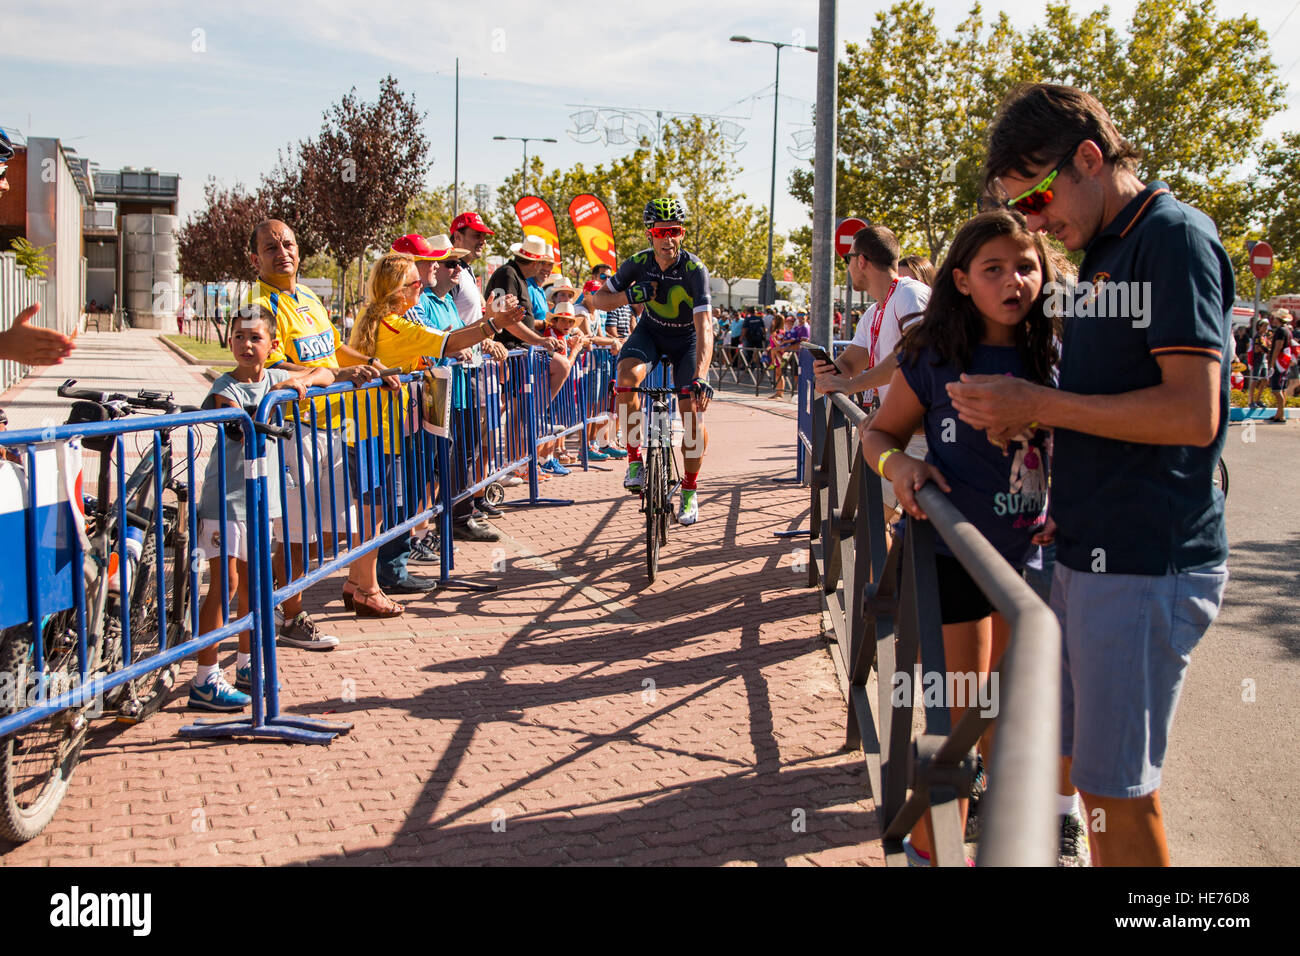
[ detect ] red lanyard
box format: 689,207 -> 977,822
868,278 -> 898,368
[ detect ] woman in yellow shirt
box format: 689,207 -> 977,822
343,251 -> 502,616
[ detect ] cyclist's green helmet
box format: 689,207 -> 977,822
643,197 -> 687,227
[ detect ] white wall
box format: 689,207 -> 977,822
22,138 -> 83,337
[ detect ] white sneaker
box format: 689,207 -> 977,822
623,461 -> 643,491
677,489 -> 699,525
502,475 -> 524,487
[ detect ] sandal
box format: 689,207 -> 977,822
342,581 -> 357,611
353,587 -> 404,619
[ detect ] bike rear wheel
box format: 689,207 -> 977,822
1214,457 -> 1229,497
0,611 -> 89,842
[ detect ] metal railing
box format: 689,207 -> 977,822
0,405 -> 262,736
708,343 -> 798,398
805,387 -> 1060,866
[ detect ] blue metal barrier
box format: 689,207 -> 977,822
0,340 -> 620,756
520,348 -> 575,508
773,348 -> 815,494
0,407 -> 264,739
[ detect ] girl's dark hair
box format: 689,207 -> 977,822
899,210 -> 1061,386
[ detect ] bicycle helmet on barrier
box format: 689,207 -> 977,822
643,197 -> 687,227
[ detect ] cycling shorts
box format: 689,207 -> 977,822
616,323 -> 696,394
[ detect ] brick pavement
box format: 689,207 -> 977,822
0,334 -> 879,866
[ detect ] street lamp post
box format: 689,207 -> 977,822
730,35 -> 817,306
493,135 -> 558,194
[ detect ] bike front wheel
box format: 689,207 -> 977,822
644,450 -> 661,583
0,611 -> 89,843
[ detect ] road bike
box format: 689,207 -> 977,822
0,381 -> 202,841
630,358 -> 681,583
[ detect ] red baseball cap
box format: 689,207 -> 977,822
450,212 -> 494,236
391,234 -> 438,259
582,279 -> 604,294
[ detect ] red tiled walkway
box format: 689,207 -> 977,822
0,335 -> 879,865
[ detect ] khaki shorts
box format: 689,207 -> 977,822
280,424 -> 357,544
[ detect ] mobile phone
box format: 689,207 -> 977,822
803,343 -> 841,373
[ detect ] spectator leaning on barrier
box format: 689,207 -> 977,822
813,225 -> 930,408
369,234 -> 448,586
949,82 -> 1232,867
347,250 -> 507,614
489,237 -> 571,405
484,235 -> 566,359
449,211 -> 533,489
412,234 -> 507,543
190,305 -> 335,712
251,218 -> 393,650
448,211 -> 494,325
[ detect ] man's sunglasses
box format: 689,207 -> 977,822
988,140 -> 1085,216
648,225 -> 685,239
437,258 -> 463,270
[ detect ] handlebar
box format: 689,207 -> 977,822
58,378 -> 194,415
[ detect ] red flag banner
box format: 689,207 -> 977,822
568,194 -> 617,271
514,195 -> 562,273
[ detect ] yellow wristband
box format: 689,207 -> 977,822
877,447 -> 903,477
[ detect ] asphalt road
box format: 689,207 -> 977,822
1162,418 -> 1300,865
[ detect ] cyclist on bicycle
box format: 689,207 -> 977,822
587,198 -> 714,525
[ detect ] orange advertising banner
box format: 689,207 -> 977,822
514,195 -> 562,273
568,194 -> 618,271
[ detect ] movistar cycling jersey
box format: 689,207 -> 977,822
607,248 -> 711,333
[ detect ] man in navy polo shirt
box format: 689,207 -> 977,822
949,84 -> 1231,867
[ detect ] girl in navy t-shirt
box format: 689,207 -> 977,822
861,210 -> 1062,865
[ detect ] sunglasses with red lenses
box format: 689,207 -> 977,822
648,225 -> 685,239
995,140 -> 1085,216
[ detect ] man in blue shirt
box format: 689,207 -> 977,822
949,84 -> 1231,867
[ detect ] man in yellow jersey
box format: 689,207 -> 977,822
248,219 -> 392,651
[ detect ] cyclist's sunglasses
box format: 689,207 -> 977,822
648,225 -> 685,239
988,140 -> 1084,216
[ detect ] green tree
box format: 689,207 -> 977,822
1257,132 -> 1300,295
9,238 -> 51,279
792,0 -> 1286,273
176,178 -> 268,342
488,117 -> 753,282
400,184 -> 467,238
714,205 -> 771,307
273,75 -> 431,313
791,2 -> 1016,263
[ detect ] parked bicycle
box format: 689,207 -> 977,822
0,381 -> 210,841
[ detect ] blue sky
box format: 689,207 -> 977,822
3,0 -> 1298,240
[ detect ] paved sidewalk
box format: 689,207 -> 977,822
0,339 -> 878,866
0,328 -> 214,433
